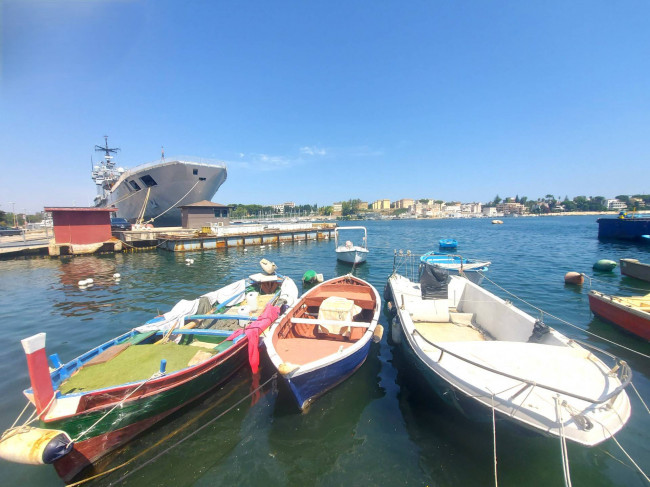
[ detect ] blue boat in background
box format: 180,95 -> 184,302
439,238 -> 458,250
420,251 -> 490,285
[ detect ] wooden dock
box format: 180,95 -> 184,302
155,222 -> 335,252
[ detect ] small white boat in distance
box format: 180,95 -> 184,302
334,226 -> 369,265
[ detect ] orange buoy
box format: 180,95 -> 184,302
564,272 -> 584,285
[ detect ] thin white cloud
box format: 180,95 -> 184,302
300,146 -> 327,156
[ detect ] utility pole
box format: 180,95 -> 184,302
9,202 -> 16,227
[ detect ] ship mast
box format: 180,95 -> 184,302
95,135 -> 120,168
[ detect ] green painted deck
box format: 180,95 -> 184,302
60,343 -> 217,394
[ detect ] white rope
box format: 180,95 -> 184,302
479,272 -> 650,360
609,433 -> 650,483
490,392 -> 499,487
589,414 -> 650,483
72,371 -> 162,442
144,179 -> 201,224
585,273 -> 650,293
554,396 -> 573,487
630,382 -> 650,414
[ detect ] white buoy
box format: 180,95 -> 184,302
189,259 -> 194,264
85,278 -> 94,284
113,273 -> 121,279
244,248 -> 248,252
78,280 -> 86,287
260,245 -> 266,249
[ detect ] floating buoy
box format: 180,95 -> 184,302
0,427 -> 73,465
85,278 -> 94,284
564,272 -> 584,285
113,273 -> 121,279
593,259 -> 617,272
78,280 -> 86,287
244,248 -> 248,252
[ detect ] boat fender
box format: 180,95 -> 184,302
0,427 -> 73,465
390,317 -> 401,344
383,283 -> 392,301
372,324 -> 384,343
528,320 -> 550,342
278,362 -> 299,375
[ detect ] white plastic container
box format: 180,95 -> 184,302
246,292 -> 259,312
237,305 -> 250,327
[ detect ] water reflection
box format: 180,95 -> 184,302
267,346 -> 384,485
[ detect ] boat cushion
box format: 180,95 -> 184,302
318,296 -> 362,333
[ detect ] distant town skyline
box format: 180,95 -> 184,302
1,1 -> 649,213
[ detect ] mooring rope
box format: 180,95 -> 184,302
143,179 -> 202,224
479,272 -> 650,360
584,273 -> 650,293
71,371 -> 162,443
67,372 -> 277,487
588,414 -> 650,483
0,393 -> 58,444
554,396 -> 573,487
489,391 -> 499,487
630,382 -> 650,414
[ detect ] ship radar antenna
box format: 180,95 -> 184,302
95,136 -> 120,167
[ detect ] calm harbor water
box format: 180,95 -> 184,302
1,216 -> 649,486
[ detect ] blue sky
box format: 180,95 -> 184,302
1,1 -> 649,213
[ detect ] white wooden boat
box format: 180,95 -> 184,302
387,262 -> 632,446
334,226 -> 369,264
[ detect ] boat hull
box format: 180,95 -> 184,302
48,339 -> 248,482
97,161 -> 227,226
285,340 -> 372,410
336,249 -> 368,264
589,291 -> 650,341
597,217 -> 650,240
620,258 -> 650,283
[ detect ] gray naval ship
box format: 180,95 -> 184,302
92,137 -> 227,226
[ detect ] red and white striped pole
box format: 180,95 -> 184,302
21,333 -> 54,414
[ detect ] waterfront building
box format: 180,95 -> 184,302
179,200 -> 232,228
394,198 -> 414,210
606,199 -> 627,211
372,199 -> 391,210
461,202 -> 482,215
496,202 -> 526,215
482,207 -> 498,217
272,202 -> 295,213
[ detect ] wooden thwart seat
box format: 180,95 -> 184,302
290,317 -> 371,329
